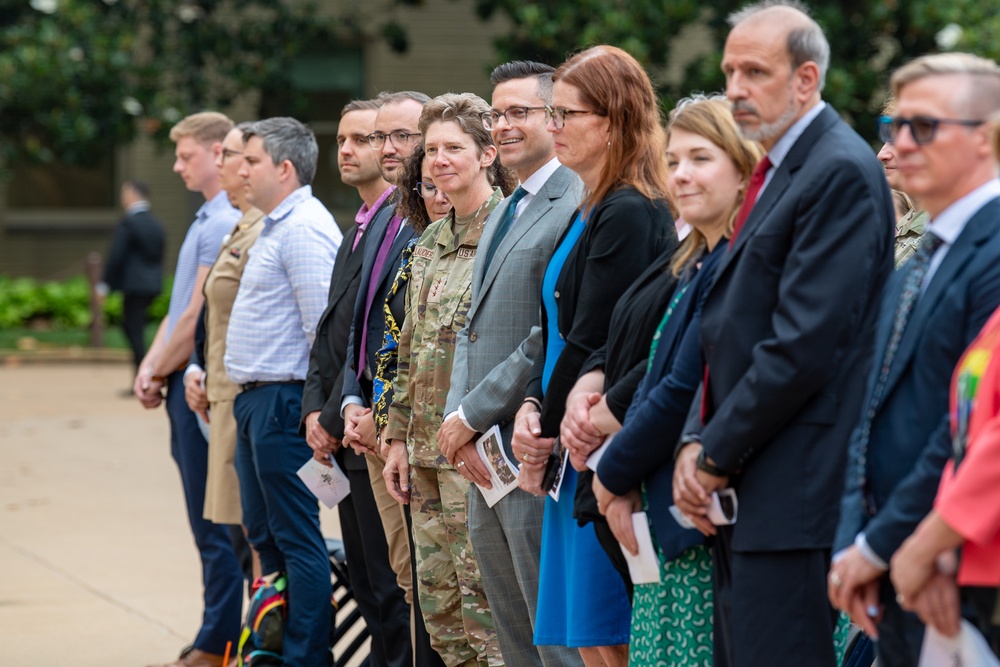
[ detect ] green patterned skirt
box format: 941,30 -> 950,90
628,542 -> 713,666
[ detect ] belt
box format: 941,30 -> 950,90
241,380 -> 305,392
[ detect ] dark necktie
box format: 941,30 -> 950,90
729,156 -> 772,246
482,186 -> 527,270
855,231 -> 944,513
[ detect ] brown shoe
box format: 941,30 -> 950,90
146,648 -> 227,667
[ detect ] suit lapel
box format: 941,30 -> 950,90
710,106 -> 840,288
472,167 -> 572,316
882,198 -> 1000,395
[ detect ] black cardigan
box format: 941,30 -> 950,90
527,186 -> 677,437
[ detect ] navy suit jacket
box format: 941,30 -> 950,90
694,104 -> 894,553
341,201 -> 419,406
835,196 -> 1000,560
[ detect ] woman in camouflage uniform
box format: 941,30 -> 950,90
383,92 -> 516,667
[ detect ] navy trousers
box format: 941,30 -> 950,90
165,372 -> 244,654
234,384 -> 332,667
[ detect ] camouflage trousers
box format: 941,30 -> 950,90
409,465 -> 504,667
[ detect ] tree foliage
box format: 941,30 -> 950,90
0,0 -> 341,169
466,0 -> 1000,142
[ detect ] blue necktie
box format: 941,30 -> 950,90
856,230 -> 944,514
482,186 -> 527,270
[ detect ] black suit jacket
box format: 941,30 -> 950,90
341,202 -> 419,407
696,104 -> 894,553
103,207 -> 166,296
835,196 -> 1000,559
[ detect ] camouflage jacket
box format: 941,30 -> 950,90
894,207 -> 928,268
387,188 -> 503,468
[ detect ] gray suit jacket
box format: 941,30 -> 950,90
444,165 -> 583,458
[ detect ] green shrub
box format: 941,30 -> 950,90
0,274 -> 172,329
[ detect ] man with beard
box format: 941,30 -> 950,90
672,3 -> 893,665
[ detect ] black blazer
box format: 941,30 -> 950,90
835,196 -> 1000,560
695,104 -> 894,553
527,186 -> 676,436
103,208 -> 166,296
303,223 -> 368,432
341,201 -> 419,406
596,242 -> 725,558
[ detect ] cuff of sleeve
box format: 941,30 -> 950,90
341,395 -> 364,418
455,406 -> 473,430
855,533 -> 889,571
183,364 -> 204,382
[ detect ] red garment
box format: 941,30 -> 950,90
937,304 -> 1000,586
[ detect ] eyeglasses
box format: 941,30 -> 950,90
414,181 -> 440,199
876,115 -> 984,146
221,148 -> 243,161
481,106 -> 548,130
366,130 -> 421,150
544,106 -> 602,130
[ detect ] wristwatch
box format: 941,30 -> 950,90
696,449 -> 729,477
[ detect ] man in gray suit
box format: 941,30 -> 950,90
436,61 -> 584,667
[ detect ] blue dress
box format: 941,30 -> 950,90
534,212 -> 632,647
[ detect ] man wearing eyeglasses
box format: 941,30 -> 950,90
829,53 -> 1000,666
302,99 -> 413,667
434,61 -> 583,667
339,91 -> 444,667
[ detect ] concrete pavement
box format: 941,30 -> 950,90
0,362 -> 344,666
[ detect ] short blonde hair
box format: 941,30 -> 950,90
891,53 -> 1000,119
169,111 -> 234,145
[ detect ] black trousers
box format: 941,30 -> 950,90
713,526 -> 838,667
122,293 -> 154,371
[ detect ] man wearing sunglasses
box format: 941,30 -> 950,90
435,60 -> 583,667
831,52 -> 1000,666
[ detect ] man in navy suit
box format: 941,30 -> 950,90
829,53 -> 1000,666
100,180 -> 165,375
673,3 -> 893,665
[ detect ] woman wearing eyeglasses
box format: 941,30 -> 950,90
511,46 -> 676,666
383,92 -> 517,666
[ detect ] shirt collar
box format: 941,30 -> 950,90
195,189 -> 234,222
767,101 -> 827,170
927,178 -> 1000,246
520,157 -> 562,196
355,185 -> 396,231
125,201 -> 150,215
264,185 -> 313,226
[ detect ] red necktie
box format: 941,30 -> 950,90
729,156 -> 772,246
702,156 -> 772,424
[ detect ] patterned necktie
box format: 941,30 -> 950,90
729,156 -> 772,246
482,186 -> 527,270
855,231 -> 944,514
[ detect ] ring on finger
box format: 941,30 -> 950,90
457,461 -> 466,468
830,572 -> 843,588
524,453 -> 531,463
895,593 -> 905,605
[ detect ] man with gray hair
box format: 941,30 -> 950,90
830,52 -> 1000,665
226,116 -> 342,667
671,2 -> 893,664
